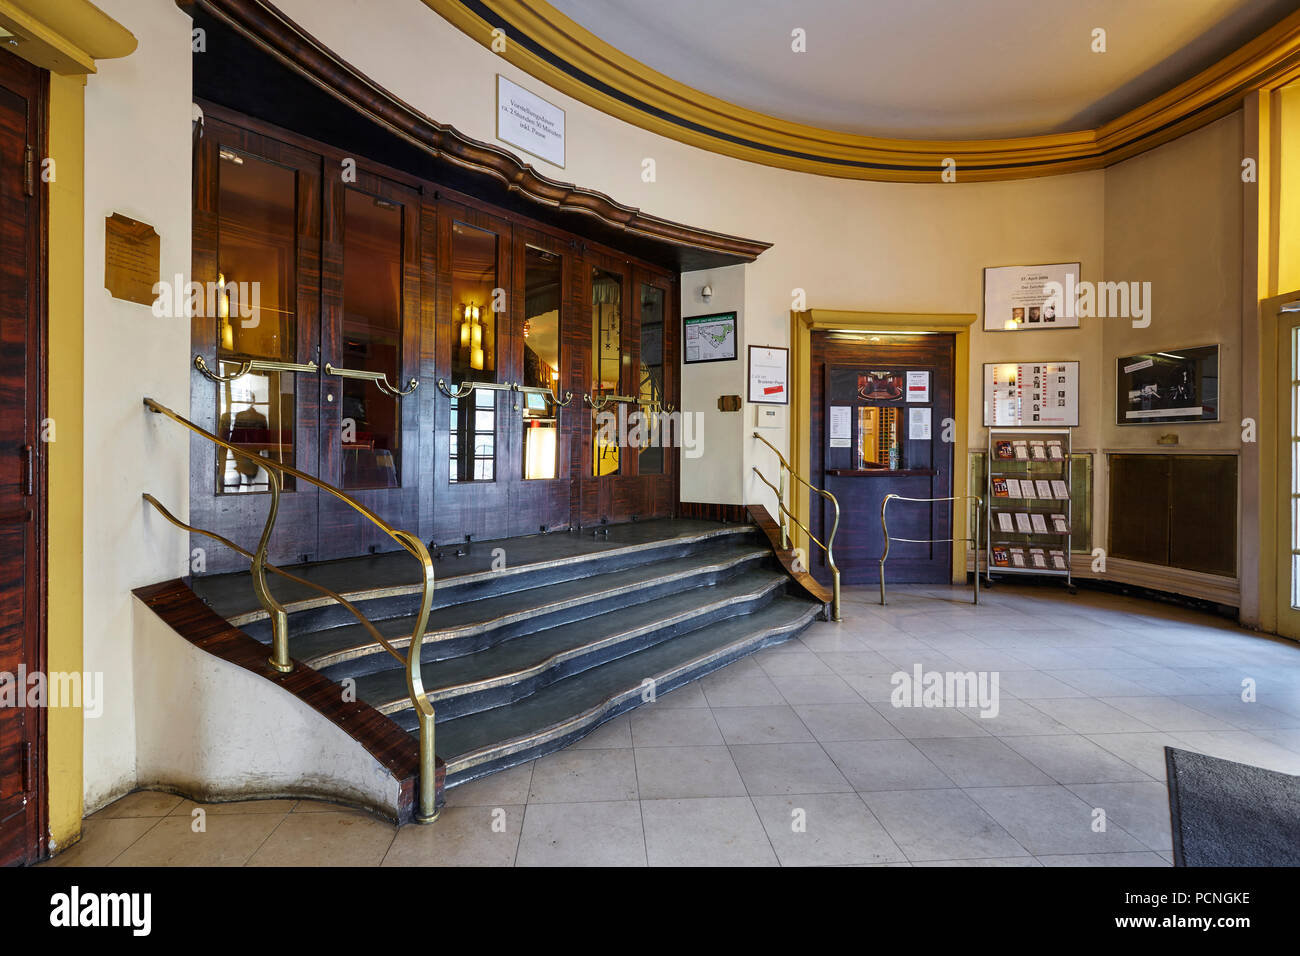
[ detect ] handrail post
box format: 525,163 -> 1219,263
250,469 -> 292,673
777,467 -> 789,550
879,494 -> 894,606
972,494 -> 981,606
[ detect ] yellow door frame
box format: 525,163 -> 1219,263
789,309 -> 977,584
1265,293 -> 1300,637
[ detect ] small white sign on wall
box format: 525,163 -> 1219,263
497,75 -> 565,168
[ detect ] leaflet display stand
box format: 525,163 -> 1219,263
986,427 -> 1074,591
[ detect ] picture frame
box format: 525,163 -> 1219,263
983,361 -> 1080,426
1115,344 -> 1219,425
748,345 -> 789,405
983,262 -> 1082,331
682,311 -> 737,364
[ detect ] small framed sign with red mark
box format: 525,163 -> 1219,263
748,345 -> 789,405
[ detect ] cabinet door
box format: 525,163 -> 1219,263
1170,456 -> 1237,576
1107,455 -> 1171,566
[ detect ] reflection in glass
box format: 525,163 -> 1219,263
522,246 -> 561,480
451,222 -> 498,482
858,407 -> 901,469
592,267 -> 622,476
342,188 -> 403,489
638,284 -> 665,474
215,146 -> 296,494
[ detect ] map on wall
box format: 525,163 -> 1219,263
684,312 -> 738,363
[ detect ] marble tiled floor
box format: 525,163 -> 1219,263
46,583 -> 1300,866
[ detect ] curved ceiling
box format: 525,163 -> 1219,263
426,0 -> 1300,181
548,0 -> 1300,140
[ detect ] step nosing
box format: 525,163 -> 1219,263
440,604 -> 820,778
299,549 -> 771,669
367,575 -> 789,712
225,525 -> 758,626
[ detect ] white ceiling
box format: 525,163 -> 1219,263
547,0 -> 1300,139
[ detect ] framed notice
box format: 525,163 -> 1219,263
984,262 -> 1081,331
748,345 -> 789,405
1116,345 -> 1219,424
683,311 -> 737,364
496,74 -> 565,167
983,361 -> 1079,426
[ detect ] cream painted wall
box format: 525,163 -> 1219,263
1101,113 -> 1247,598
68,0 -> 1259,818
274,0 -> 1107,512
81,0 -> 194,811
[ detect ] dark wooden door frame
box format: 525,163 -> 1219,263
0,47 -> 48,867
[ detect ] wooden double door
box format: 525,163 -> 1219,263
811,332 -> 956,585
0,48 -> 45,867
191,106 -> 679,572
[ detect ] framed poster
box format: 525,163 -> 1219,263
683,311 -> 737,364
496,74 -> 565,167
748,345 -> 789,405
1116,345 -> 1219,424
984,262 -> 1081,331
983,361 -> 1079,426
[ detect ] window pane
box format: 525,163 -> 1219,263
215,147 -> 296,494
592,267 -> 622,476
450,222 -> 498,482
638,284 -> 665,474
342,188 -> 403,489
523,246 -> 561,480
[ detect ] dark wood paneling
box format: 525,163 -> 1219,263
747,505 -> 832,608
809,332 -> 955,585
0,47 -> 46,867
1108,456 -> 1173,566
677,502 -> 750,523
1109,454 -> 1238,576
182,0 -> 771,272
132,580 -> 441,821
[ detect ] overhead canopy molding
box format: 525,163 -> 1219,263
180,0 -> 772,272
0,0 -> 136,74
425,0 -> 1300,183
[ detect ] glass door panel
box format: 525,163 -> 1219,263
215,147 -> 298,493
638,283 -> 665,474
522,245 -> 562,480
340,187 -> 403,490
450,221 -> 499,483
592,266 -> 623,476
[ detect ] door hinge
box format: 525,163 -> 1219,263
23,145 -> 34,197
21,741 -> 33,793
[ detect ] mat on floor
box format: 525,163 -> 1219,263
1165,746 -> 1300,866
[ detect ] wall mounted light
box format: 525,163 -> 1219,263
701,284 -> 713,302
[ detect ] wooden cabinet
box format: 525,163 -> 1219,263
1107,454 -> 1237,576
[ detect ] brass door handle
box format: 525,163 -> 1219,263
194,355 -> 319,382
324,363 -> 419,397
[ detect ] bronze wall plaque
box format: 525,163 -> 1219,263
104,212 -> 161,307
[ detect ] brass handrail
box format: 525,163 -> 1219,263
751,431 -> 841,622
879,493 -> 983,607
324,362 -> 419,397
142,397 -> 439,824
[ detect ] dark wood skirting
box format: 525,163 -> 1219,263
179,0 -> 771,268
132,580 -> 443,821
676,502 -> 750,523
746,505 -> 833,608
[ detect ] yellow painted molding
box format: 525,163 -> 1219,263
46,71 -> 86,852
424,0 -> 1300,182
790,310 -> 976,584
0,0 -> 136,75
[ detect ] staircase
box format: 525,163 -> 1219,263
189,520 -> 824,794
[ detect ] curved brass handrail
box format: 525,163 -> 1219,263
751,431 -> 841,622
324,363 -> 419,397
879,493 -> 983,607
142,397 -> 439,824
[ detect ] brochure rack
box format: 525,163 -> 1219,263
986,427 -> 1073,589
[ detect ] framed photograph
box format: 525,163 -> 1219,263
983,262 -> 1081,331
1116,345 -> 1219,424
748,345 -> 789,405
983,361 -> 1079,426
683,311 -> 737,364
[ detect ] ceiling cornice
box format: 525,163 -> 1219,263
424,0 -> 1300,182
